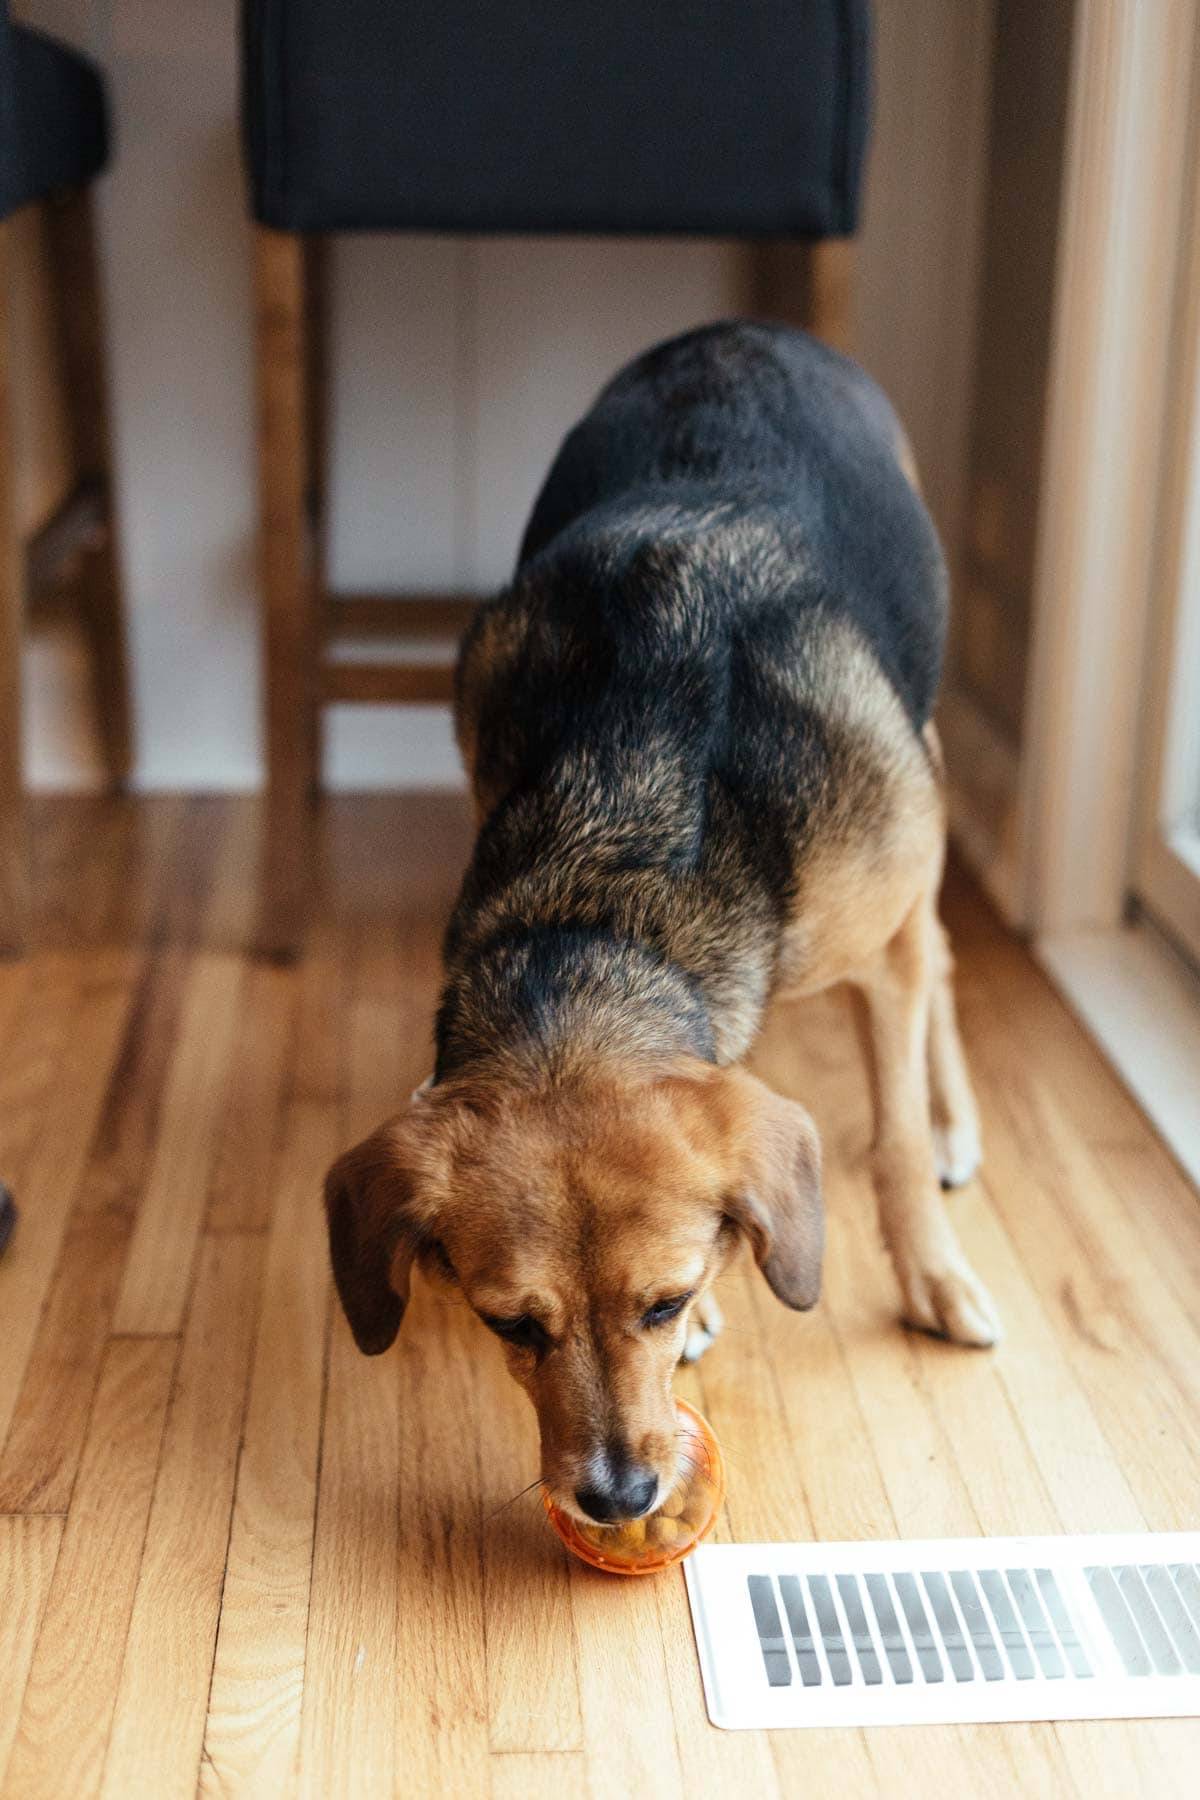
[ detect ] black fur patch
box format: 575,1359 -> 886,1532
440,322 -> 947,1080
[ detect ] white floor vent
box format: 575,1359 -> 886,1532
683,1534 -> 1200,1729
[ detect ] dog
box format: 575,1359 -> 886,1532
324,321 -> 999,1529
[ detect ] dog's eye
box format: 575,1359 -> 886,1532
641,1293 -> 692,1330
482,1313 -> 549,1353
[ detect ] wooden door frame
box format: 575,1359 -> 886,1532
1018,0 -> 1200,936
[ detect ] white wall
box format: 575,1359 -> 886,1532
21,0 -> 994,794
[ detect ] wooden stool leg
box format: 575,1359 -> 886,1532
45,189 -> 133,788
750,239 -> 856,354
254,226 -> 316,958
0,218 -> 28,955
302,235 -> 328,804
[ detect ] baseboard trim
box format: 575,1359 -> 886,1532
1037,921 -> 1200,1189
937,684 -> 1026,928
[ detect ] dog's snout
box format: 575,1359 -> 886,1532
574,1449 -> 658,1523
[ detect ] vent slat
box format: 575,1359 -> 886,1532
1087,1566 -> 1153,1676
836,1574 -> 884,1685
1145,1568 -> 1200,1675
746,1574 -> 791,1688
950,1570 -> 1006,1681
1007,1569 -> 1065,1679
807,1573 -> 853,1685
922,1572 -> 975,1682
979,1570 -> 1036,1680
1035,1569 -> 1093,1679
864,1572 -> 913,1685
1116,1567 -> 1182,1676
777,1574 -> 822,1686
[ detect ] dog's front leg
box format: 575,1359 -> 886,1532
852,897 -> 1000,1348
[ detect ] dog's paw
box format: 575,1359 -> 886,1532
934,1120 -> 982,1190
680,1292 -> 724,1365
898,1256 -> 1001,1348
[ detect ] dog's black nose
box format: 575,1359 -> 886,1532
575,1462 -> 658,1524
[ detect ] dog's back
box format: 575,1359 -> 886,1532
519,321 -> 946,728
447,323 -> 948,1073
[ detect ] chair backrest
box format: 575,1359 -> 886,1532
0,12 -> 108,222
242,0 -> 871,238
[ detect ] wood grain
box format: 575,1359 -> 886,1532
0,798 -> 1197,1798
0,1518 -> 62,1788
201,1102 -> 334,1797
206,960 -> 298,1232
112,952 -> 243,1333
0,950 -> 187,1511
6,1340 -> 175,1800
0,215 -> 28,955
0,957 -> 138,1455
254,228 -> 314,957
100,1233 -> 264,1800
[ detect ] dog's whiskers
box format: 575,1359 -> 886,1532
484,1475 -> 543,1522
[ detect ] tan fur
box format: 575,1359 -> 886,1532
326,1060 -> 820,1513
774,613 -> 944,997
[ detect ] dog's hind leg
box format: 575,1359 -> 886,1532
680,1291 -> 725,1364
928,918 -> 983,1188
852,891 -> 1000,1348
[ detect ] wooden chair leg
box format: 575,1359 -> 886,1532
0,218 -> 29,955
750,239 -> 856,354
44,189 -> 133,788
254,226 -> 316,958
301,234 -> 328,804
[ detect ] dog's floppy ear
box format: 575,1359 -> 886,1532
323,1104 -> 434,1355
721,1069 -> 824,1311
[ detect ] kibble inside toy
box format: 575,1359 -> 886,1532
543,1398 -> 725,1575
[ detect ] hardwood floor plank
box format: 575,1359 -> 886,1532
201,1102 -> 336,1798
571,1563 -> 685,1800
961,984 -> 1200,1527
100,1234 -> 264,1800
5,1340 -> 175,1800
206,961 -> 299,1232
298,1311 -> 398,1800
0,959 -> 31,1074
0,960 -> 138,1458
112,952 -> 244,1333
479,1336 -> 582,1754
0,952 -> 77,1174
298,918 -> 408,1799
0,1518 -> 62,1791
489,1750 -> 587,1800
0,950 -> 189,1511
391,1283 -> 491,1796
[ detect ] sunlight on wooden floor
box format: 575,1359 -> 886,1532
1,796 -> 1198,1798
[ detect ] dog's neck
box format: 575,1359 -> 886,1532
435,772 -> 781,1081
434,921 -> 717,1084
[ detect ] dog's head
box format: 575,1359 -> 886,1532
323,1058 -> 822,1523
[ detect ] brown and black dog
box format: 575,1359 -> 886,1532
324,322 -> 998,1528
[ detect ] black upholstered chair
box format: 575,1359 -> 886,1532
0,8 -> 130,954
241,0 -> 872,953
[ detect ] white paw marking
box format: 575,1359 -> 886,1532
680,1323 -> 716,1365
934,1120 -> 982,1189
680,1293 -> 725,1365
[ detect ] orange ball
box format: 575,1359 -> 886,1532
543,1399 -> 725,1575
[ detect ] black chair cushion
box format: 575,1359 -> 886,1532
0,20 -> 109,221
243,1 -> 869,237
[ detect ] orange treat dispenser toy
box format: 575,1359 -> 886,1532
543,1399 -> 725,1575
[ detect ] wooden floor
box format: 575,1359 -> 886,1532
2,795 -> 1199,1799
